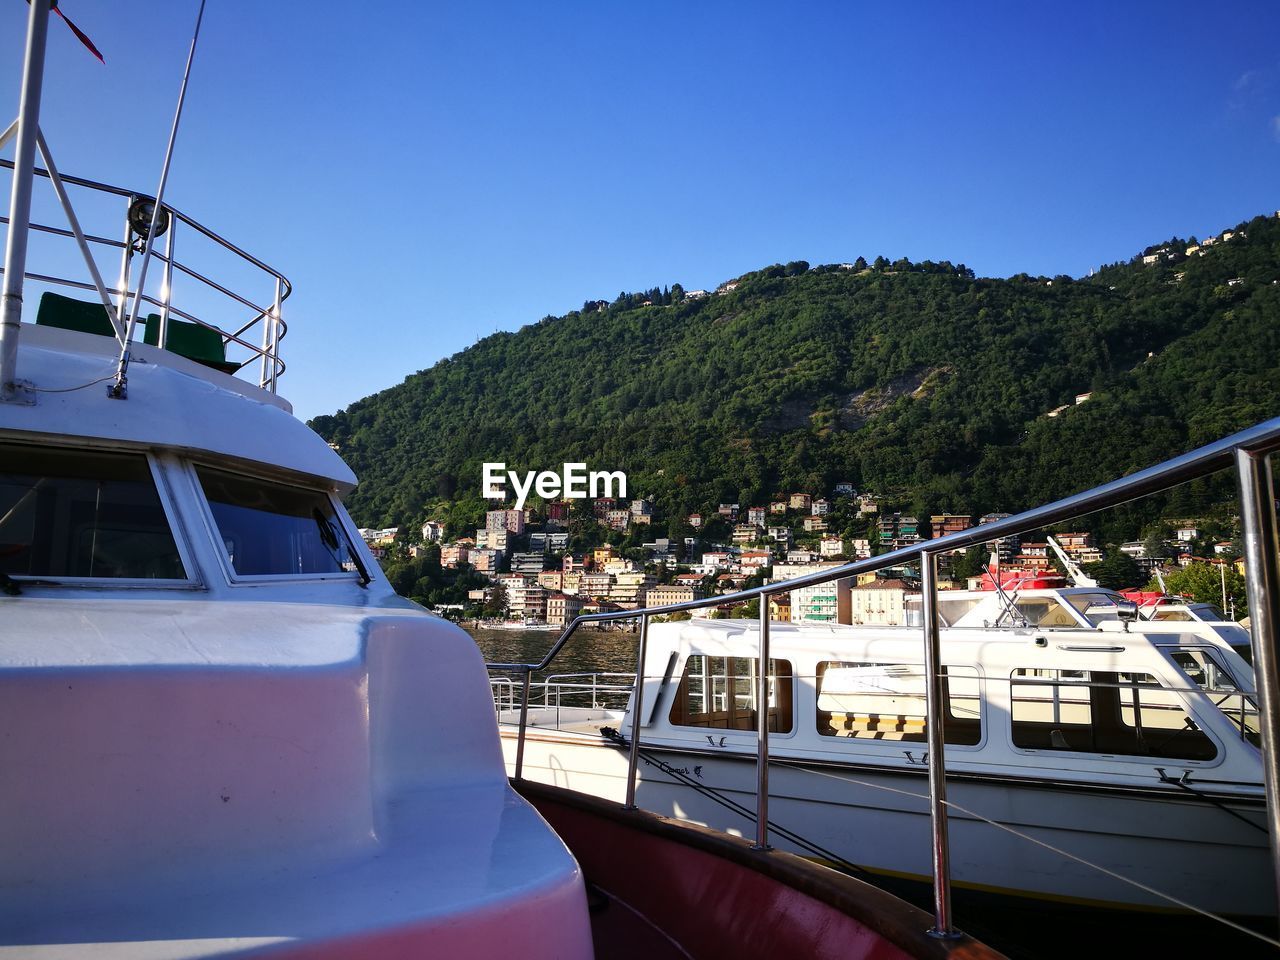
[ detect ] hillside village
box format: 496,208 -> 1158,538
360,481 -> 1246,628
337,214 -> 1275,627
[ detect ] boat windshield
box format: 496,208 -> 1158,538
196,466 -> 360,578
925,594 -> 1080,628
1002,596 -> 1081,628
0,442 -> 185,580
1063,591 -> 1129,625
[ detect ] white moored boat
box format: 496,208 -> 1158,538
497,512 -> 1280,929
0,5 -> 1001,958
501,597 -> 1266,913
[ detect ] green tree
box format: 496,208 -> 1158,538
1154,562 -> 1246,616
949,546 -> 988,583
483,581 -> 507,619
1082,550 -> 1143,590
1142,524 -> 1171,561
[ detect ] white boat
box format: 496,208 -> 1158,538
498,578 -> 1276,918
0,5 -> 997,958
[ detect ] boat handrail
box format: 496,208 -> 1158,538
488,413 -> 1280,935
0,158 -> 292,392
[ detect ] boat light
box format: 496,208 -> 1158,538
127,195 -> 171,239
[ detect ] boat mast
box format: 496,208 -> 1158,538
0,0 -> 52,402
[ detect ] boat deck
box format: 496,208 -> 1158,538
498,705 -> 625,739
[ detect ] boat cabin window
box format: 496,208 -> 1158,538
196,466 -> 359,578
0,443 -> 185,580
1168,649 -> 1260,747
815,661 -> 981,745
668,655 -> 794,733
1010,669 -> 1216,760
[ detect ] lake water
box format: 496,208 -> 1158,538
463,624 -> 640,676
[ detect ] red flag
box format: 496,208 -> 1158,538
51,3 -> 106,64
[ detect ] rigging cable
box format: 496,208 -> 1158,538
110,0 -> 208,399
600,727 -> 870,878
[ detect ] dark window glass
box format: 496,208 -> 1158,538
669,655 -> 794,733
0,442 -> 184,579
1010,668 -> 1216,760
196,466 -> 356,577
816,661 -> 981,745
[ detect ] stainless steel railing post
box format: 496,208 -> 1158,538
921,550 -> 958,938
159,217 -> 175,347
514,667 -> 532,781
34,131 -> 122,342
753,593 -> 772,850
1234,448 -> 1280,919
261,276 -> 280,390
114,207 -> 133,337
624,614 -> 649,810
0,0 -> 50,402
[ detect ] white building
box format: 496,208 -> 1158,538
770,563 -> 850,624
848,578 -> 915,626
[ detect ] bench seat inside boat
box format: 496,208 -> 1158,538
819,711 -> 982,743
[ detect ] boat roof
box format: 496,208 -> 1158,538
2,323 -> 356,492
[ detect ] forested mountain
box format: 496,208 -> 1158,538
310,213 -> 1280,542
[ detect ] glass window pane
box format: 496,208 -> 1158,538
816,661 -> 981,745
196,466 -> 357,577
669,655 -> 793,733
1010,668 -> 1216,760
0,442 -> 184,579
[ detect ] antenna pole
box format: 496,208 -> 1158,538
110,0 -> 208,399
0,0 -> 52,401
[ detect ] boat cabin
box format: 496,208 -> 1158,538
625,617 -> 1262,790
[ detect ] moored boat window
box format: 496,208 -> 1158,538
1009,668 -> 1216,760
195,466 -> 359,578
1168,649 -> 1260,747
815,662 -> 981,745
0,442 -> 185,580
668,655 -> 794,733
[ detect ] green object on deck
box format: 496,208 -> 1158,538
143,314 -> 239,374
33,292 -> 239,375
34,291 -> 118,338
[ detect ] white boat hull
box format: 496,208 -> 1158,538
501,726 -> 1275,917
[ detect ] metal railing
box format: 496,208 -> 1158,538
0,159 -> 291,391
539,672 -> 636,710
488,414 -> 1280,936
492,673 -> 634,732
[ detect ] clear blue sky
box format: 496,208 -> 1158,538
3,1 -> 1277,421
